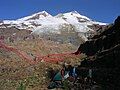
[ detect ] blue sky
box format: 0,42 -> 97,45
0,0 -> 119,23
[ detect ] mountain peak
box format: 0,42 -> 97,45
70,11 -> 79,14
62,11 -> 91,21
34,11 -> 51,17
17,11 -> 52,21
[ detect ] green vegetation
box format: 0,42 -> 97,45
16,82 -> 26,90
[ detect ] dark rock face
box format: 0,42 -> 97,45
76,16 -> 120,89
115,16 -> 120,26
76,16 -> 120,56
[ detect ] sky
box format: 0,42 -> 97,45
0,0 -> 119,23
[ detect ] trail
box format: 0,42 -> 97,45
0,40 -> 80,64
0,40 -> 35,64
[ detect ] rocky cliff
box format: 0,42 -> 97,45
76,16 -> 120,89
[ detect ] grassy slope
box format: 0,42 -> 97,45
0,38 -> 85,90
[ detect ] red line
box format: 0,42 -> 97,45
0,40 -> 80,64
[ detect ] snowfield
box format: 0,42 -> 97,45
1,11 -> 107,41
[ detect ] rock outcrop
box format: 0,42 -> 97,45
76,16 -> 120,89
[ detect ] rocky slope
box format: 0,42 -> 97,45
0,36 -> 82,90
76,16 -> 120,89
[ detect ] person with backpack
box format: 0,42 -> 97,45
47,63 -> 67,89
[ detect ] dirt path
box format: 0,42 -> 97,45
0,40 -> 80,64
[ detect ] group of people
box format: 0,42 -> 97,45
47,63 -> 78,89
47,62 -> 94,89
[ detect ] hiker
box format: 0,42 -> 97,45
72,66 -> 77,80
47,71 -> 63,89
63,64 -> 78,83
47,64 -> 67,89
48,63 -> 78,89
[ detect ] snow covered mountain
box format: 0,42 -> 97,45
0,11 -> 106,29
55,11 -> 106,25
0,11 -> 107,45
